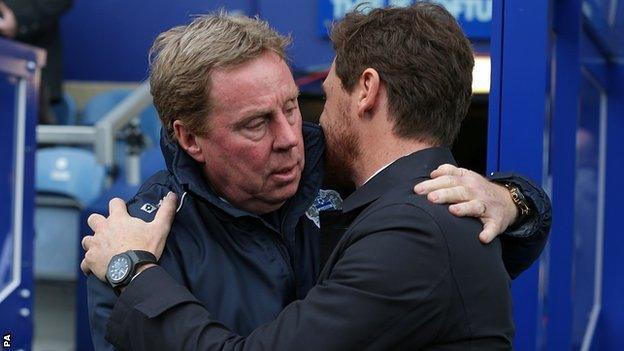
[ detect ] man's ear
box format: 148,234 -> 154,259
173,120 -> 206,163
356,68 -> 381,119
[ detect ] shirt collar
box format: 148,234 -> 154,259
342,147 -> 456,213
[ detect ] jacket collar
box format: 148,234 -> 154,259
342,147 -> 456,213
160,122 -> 325,220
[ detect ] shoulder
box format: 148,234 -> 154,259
126,170 -> 183,222
358,185 -> 481,237
345,185 -> 481,256
349,188 -> 443,238
343,194 -> 450,266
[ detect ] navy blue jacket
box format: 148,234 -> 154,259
88,122 -> 551,350
88,123 -> 326,350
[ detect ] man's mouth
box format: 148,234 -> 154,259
271,164 -> 299,182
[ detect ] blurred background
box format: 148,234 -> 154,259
0,0 -> 623,350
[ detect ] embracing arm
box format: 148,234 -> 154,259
489,172 -> 551,278
415,165 -> 552,278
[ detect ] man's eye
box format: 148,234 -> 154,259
246,118 -> 267,130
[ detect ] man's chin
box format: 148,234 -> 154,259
265,178 -> 300,201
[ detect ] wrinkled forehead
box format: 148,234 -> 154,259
209,53 -> 299,114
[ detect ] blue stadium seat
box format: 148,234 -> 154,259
80,89 -> 131,125
34,147 -> 106,280
51,93 -> 78,125
36,147 -> 106,205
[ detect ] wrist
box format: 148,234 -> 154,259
119,263 -> 157,293
106,250 -> 158,295
497,183 -> 519,227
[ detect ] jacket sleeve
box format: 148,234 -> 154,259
87,176 -> 174,351
87,275 -> 119,351
105,205 -> 452,351
489,172 -> 552,279
10,0 -> 73,42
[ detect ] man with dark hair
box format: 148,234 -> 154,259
82,4 -> 549,350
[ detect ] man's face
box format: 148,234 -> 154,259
319,61 -> 360,187
195,51 -> 304,214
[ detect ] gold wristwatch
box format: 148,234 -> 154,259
504,183 -> 531,218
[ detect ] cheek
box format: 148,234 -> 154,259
230,141 -> 274,176
319,110 -> 327,127
202,136 -> 271,176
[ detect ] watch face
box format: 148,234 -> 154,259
108,255 -> 131,283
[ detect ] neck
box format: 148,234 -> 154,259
352,133 -> 433,188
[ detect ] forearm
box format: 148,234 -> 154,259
106,222 -> 446,351
107,266 -> 247,351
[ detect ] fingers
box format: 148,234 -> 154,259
80,249 -> 93,275
87,213 -> 106,231
153,192 -> 178,229
479,221 -> 501,244
81,235 -> 93,251
414,175 -> 458,195
448,200 -> 485,218
80,258 -> 91,275
427,186 -> 470,204
108,198 -> 128,217
430,164 -> 466,179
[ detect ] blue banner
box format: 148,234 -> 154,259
318,0 -> 492,40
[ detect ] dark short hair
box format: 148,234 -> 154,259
330,3 -> 474,146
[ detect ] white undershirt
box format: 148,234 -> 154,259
362,160 -> 396,185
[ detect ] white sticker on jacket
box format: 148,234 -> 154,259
140,203 -> 157,214
305,189 -> 343,228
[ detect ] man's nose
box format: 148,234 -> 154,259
273,114 -> 299,151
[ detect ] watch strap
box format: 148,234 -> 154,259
127,250 -> 157,265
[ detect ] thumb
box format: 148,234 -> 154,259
153,192 -> 178,229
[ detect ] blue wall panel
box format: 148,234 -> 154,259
258,0 -> 335,71
488,1 -> 552,349
545,0 -> 581,349
60,0 -> 491,82
0,38 -> 43,351
600,63 -> 624,350
61,0 -> 252,82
